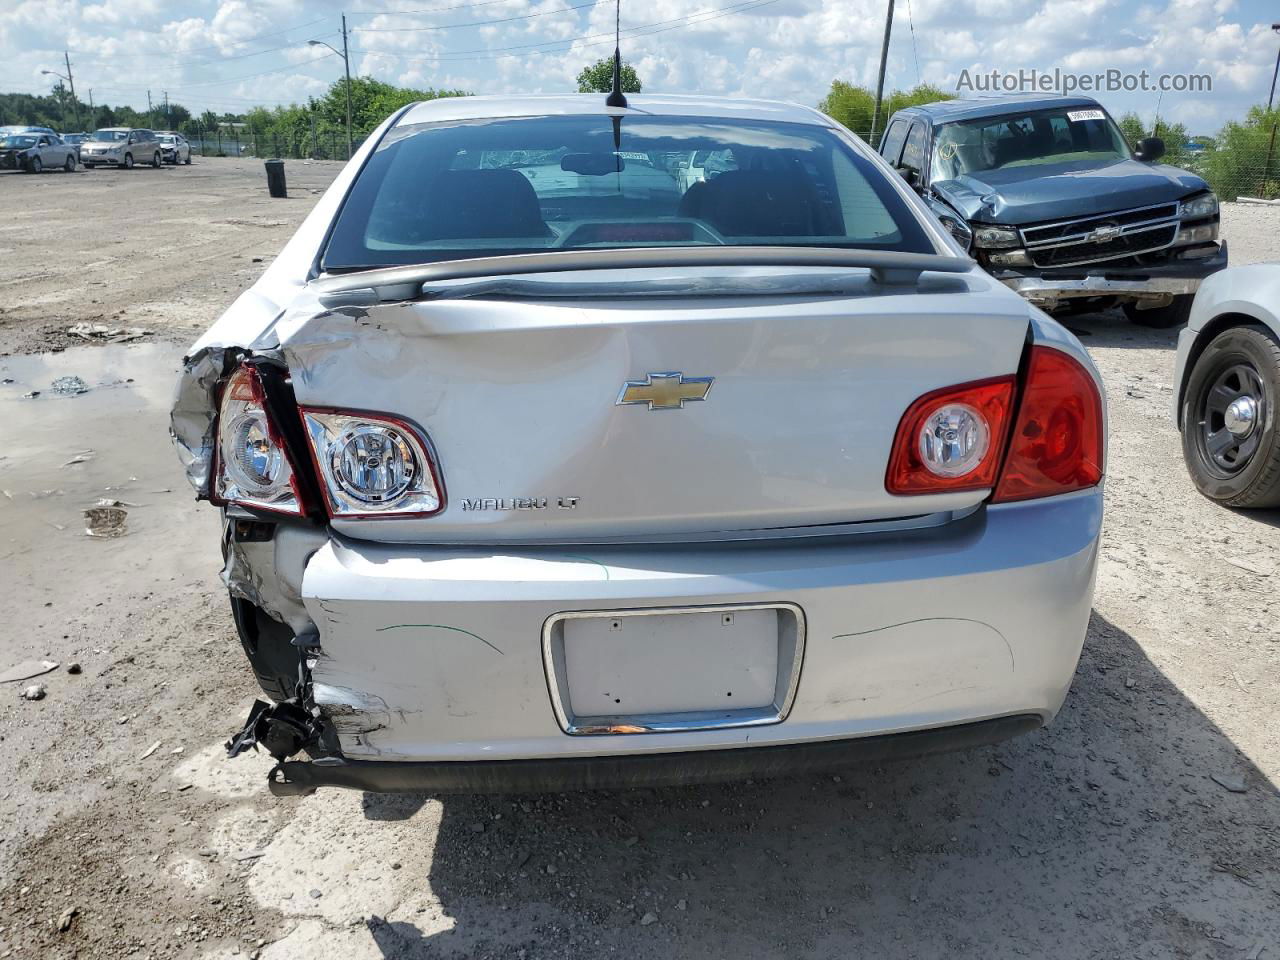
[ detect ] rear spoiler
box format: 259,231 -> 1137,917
311,247 -> 976,308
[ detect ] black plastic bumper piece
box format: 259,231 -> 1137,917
267,714 -> 1042,796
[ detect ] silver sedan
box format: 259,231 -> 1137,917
172,93 -> 1107,796
1174,262 -> 1280,506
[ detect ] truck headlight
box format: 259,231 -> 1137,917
1176,224 -> 1218,245
1181,193 -> 1219,219
972,224 -> 1021,249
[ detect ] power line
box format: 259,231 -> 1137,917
85,52 -> 338,93
346,0 -> 536,18
352,0 -> 604,33
351,0 -> 780,63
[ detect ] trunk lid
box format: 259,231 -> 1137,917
279,268 -> 1030,543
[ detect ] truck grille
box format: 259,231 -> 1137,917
1019,202 -> 1181,269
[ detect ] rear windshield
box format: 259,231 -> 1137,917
323,114 -> 934,270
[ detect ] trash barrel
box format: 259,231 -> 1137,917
264,159 -> 287,199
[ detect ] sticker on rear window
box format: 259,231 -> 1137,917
1067,109 -> 1106,122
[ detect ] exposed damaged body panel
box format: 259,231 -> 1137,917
173,94 -> 1105,795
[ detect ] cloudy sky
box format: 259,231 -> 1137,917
1,0 -> 1277,133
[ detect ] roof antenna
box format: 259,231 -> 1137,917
605,0 -> 628,109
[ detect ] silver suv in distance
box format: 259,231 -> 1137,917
81,128 -> 163,170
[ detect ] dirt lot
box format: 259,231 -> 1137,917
0,159 -> 1277,960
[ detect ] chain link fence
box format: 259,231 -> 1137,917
186,128 -> 369,161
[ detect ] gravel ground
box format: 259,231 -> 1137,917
0,160 -> 1277,960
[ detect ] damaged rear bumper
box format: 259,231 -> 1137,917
266,714 -> 1041,795
225,489 -> 1100,793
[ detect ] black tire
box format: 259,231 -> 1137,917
1124,294 -> 1194,329
123,152 -> 134,170
229,594 -> 301,702
1181,324 -> 1280,508
63,154 -> 75,172
27,156 -> 41,174
152,151 -> 161,168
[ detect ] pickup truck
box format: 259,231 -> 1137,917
878,94 -> 1226,327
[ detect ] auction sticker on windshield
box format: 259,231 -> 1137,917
1067,109 -> 1106,122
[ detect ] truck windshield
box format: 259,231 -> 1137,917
931,107 -> 1131,180
323,114 -> 935,270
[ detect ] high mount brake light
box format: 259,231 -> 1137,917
213,365 -> 306,516
886,346 -> 1104,501
886,377 -> 1016,494
301,409 -> 444,518
992,346 -> 1104,503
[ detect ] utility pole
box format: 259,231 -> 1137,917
147,89 -> 154,128
308,16 -> 354,159
164,90 -> 170,130
342,13 -> 353,159
64,51 -> 81,131
870,0 -> 895,147
1269,23 -> 1280,111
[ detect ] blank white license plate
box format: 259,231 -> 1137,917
562,608 -> 780,717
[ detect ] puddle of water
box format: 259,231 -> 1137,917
0,342 -> 221,664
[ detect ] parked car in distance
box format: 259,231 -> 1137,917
158,133 -> 192,165
1173,263 -> 1280,507
174,93 -> 1107,797
0,125 -> 57,136
62,132 -> 88,159
879,95 -> 1226,327
80,127 -> 163,169
0,131 -> 77,173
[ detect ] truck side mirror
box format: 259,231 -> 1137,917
1134,137 -> 1165,162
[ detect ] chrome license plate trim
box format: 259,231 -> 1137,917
541,602 -> 806,736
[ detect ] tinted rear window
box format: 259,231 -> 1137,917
323,114 -> 934,270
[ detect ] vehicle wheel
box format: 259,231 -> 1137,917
152,151 -> 161,168
124,152 -> 134,169
1123,294 -> 1194,329
229,594 -> 301,702
1181,325 -> 1280,508
63,154 -> 75,172
27,156 -> 42,174
184,152 -> 192,165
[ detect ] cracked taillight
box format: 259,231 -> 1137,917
213,365 -> 305,516
300,409 -> 444,518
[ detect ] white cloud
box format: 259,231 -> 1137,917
0,0 -> 1275,132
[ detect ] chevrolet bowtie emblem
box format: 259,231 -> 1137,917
616,372 -> 714,411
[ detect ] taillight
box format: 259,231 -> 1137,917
886,377 -> 1015,494
300,409 -> 444,518
992,346 -> 1103,503
213,365 -> 305,516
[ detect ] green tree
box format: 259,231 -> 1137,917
576,57 -> 642,94
1117,111 -> 1188,164
818,81 -> 953,143
1201,105 -> 1280,200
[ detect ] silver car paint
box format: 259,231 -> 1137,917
173,95 -> 1106,768
1173,262 -> 1280,422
